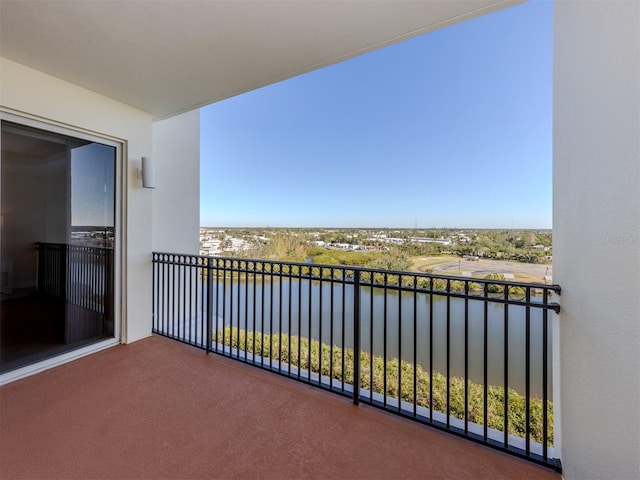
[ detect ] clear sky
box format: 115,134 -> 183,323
200,0 -> 552,229
71,143 -> 115,227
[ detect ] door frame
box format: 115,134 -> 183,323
0,110 -> 126,385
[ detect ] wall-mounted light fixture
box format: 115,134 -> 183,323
137,156 -> 156,189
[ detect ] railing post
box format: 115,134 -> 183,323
206,258 -> 213,355
151,253 -> 156,333
353,270 -> 361,406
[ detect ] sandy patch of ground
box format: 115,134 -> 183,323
412,257 -> 552,284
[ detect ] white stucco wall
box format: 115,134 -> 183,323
152,110 -> 200,254
553,1 -> 640,478
1,57 -> 154,344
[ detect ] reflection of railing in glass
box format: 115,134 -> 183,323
152,252 -> 561,471
36,242 -> 114,343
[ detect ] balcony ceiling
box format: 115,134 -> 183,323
0,0 -> 522,120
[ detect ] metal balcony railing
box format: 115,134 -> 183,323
36,242 -> 115,342
152,252 -> 561,471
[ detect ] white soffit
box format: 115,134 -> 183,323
0,0 -> 522,120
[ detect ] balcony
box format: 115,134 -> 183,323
1,333 -> 560,479
151,253 -> 561,471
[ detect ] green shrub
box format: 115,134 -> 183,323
216,327 -> 553,445
485,273 -> 505,294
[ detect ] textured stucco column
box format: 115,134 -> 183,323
553,1 -> 640,478
152,110 -> 200,255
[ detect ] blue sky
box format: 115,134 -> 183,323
201,0 -> 552,229
72,143 -> 115,226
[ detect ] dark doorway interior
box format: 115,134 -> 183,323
1,121 -> 116,374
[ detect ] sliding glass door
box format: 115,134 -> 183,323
1,119 -> 119,373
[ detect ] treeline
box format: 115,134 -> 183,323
239,232 -> 413,271
235,229 -> 551,270
402,230 -> 552,264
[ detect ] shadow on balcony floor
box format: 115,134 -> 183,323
0,335 -> 560,479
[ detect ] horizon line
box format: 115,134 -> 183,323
200,226 -> 553,231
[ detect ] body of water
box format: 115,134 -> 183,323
160,275 -> 553,399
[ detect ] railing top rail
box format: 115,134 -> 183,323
151,251 -> 561,293
36,242 -> 113,251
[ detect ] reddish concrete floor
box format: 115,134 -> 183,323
0,335 -> 560,480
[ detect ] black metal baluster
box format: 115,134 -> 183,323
278,264 -> 283,372
252,264 -> 257,364
483,283 -> 489,442
446,278 -> 451,428
222,260 -> 228,355
398,274 -> 403,413
171,255 -> 177,339
214,258 -> 220,351
542,289 -> 550,461
167,255 -> 176,338
187,257 -> 192,343
261,263 -> 265,365
182,257 -> 186,341
167,255 -> 172,339
307,268 -> 312,383
236,262 -> 241,360
171,255 -> 176,338
199,259 -> 204,347
369,276 -> 374,403
230,262 -> 235,358
174,256 -> 180,340
342,271 -> 346,392
464,280 -> 469,433
525,287 -> 531,454
162,254 -> 167,336
383,272 -> 388,407
330,268 -> 335,390
288,265 -> 293,375
206,258 -> 213,354
173,256 -> 178,339
244,262 -> 249,361
269,263 -> 274,370
152,254 -> 157,332
413,275 -> 417,417
319,269 -> 323,385
353,270 -> 361,406
503,286 -> 510,448
429,277 -> 434,423
298,265 -> 302,379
